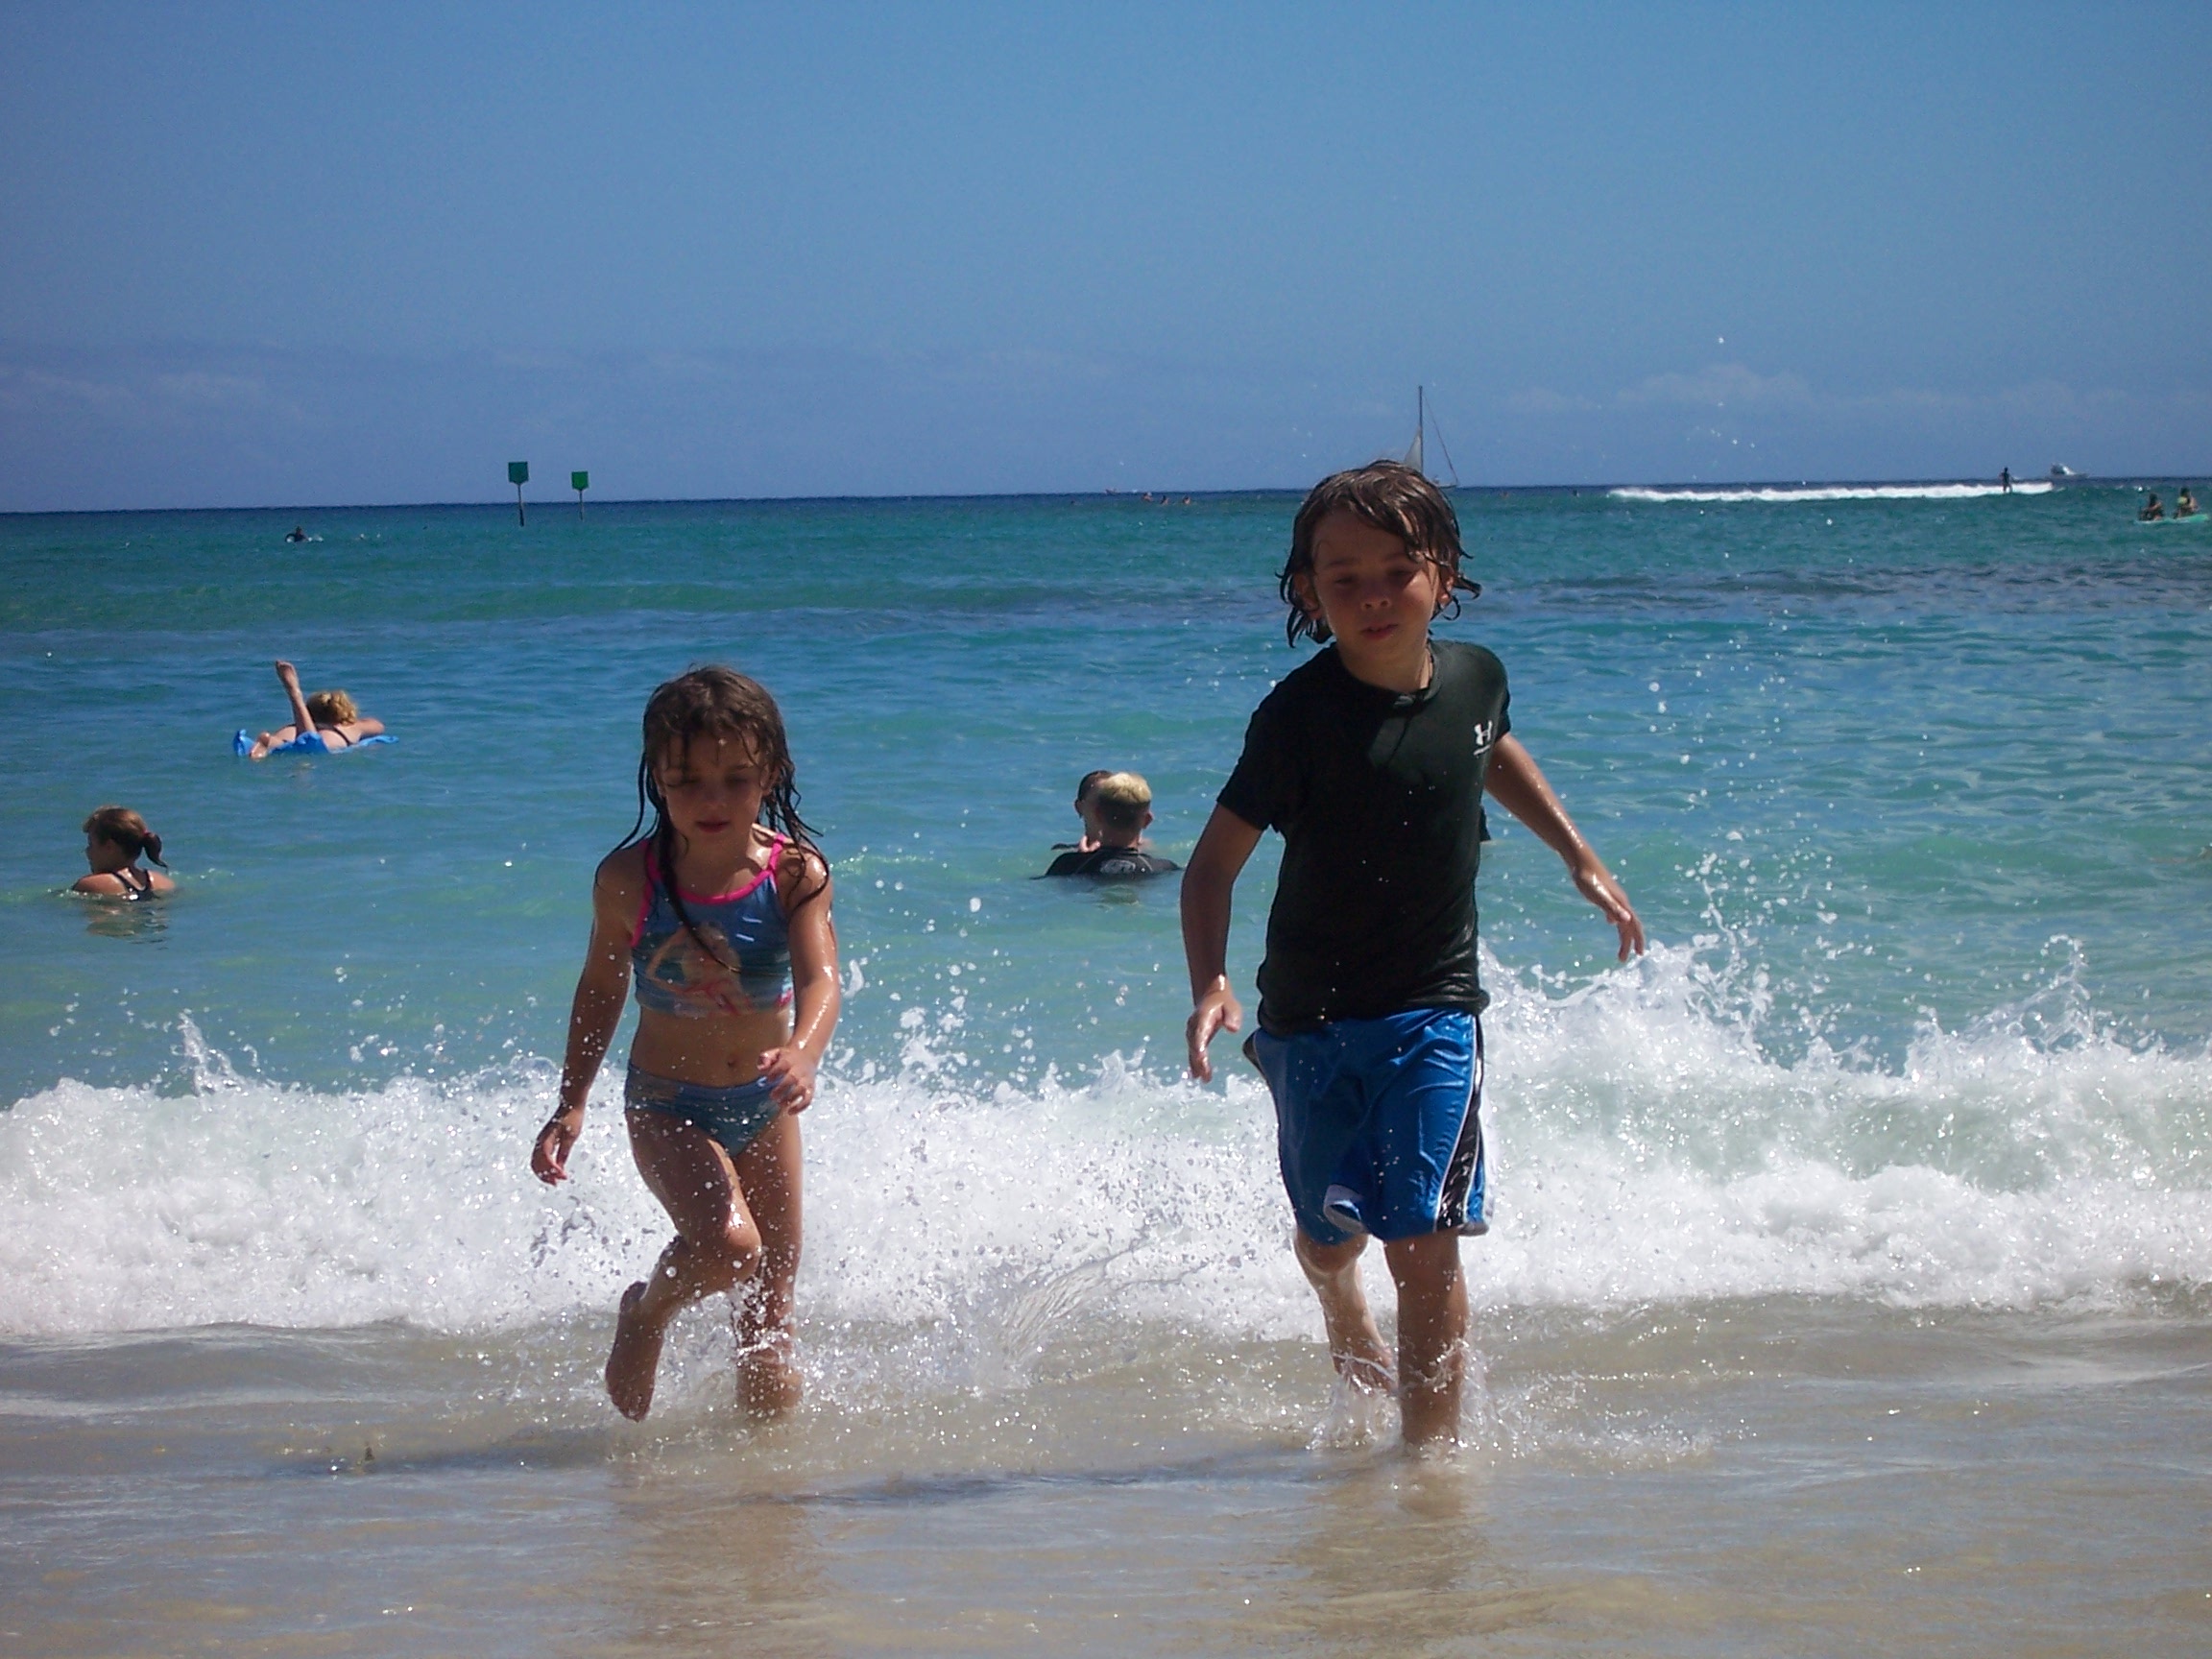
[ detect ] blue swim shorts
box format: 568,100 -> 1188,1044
1250,1007 -> 1486,1246
623,1065 -> 783,1157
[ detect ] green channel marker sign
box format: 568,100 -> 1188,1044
572,469 -> 589,518
509,461 -> 529,525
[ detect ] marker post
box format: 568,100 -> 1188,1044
572,469 -> 589,518
509,461 -> 529,525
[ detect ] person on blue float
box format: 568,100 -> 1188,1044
2176,486 -> 2199,519
2140,493 -> 2165,522
531,666 -> 838,1422
1181,460 -> 1645,1451
242,660 -> 385,757
1044,772 -> 1179,878
74,805 -> 175,900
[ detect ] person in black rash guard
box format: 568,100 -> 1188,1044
1045,772 -> 1179,878
1181,460 -> 1645,1450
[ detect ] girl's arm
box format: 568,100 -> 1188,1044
532,857 -> 638,1185
757,850 -> 839,1112
1180,805 -> 1263,1080
1482,733 -> 1646,960
275,660 -> 318,736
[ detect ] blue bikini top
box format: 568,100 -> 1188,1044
629,835 -> 793,1018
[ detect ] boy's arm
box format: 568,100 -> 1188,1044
1180,805 -> 1263,1080
1483,734 -> 1647,960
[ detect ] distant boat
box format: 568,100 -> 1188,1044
2050,465 -> 2080,481
1404,386 -> 1461,488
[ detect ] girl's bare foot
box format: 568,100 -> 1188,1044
605,1281 -> 664,1421
736,1334 -> 803,1417
1333,1350 -> 1399,1396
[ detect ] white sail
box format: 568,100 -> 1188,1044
1405,425 -> 1425,475
1405,385 -> 1426,474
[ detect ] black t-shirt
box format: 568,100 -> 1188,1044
1217,639 -> 1510,1031
1044,845 -> 1181,878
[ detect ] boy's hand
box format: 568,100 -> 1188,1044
758,1046 -> 818,1112
1186,975 -> 1244,1081
1572,854 -> 1646,960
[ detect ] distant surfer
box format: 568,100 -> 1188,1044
1044,772 -> 1178,878
2140,493 -> 2165,522
73,805 -> 174,901
285,525 -> 308,543
2177,487 -> 2199,519
2000,468 -> 2011,493
240,659 -> 385,758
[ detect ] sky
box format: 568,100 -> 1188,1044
2,2 -> 2206,509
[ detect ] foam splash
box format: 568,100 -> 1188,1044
2,950 -> 2207,1340
1609,482 -> 2056,503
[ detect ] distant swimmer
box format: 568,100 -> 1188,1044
73,805 -> 174,901
2000,467 -> 2011,493
1051,770 -> 1113,854
2140,493 -> 2165,522
1044,771 -> 1179,878
2177,487 -> 2200,519
285,525 -> 308,542
241,659 -> 386,758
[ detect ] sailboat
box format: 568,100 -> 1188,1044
1403,386 -> 1460,489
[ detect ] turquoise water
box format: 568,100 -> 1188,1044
7,484 -> 2209,1107
4,485 -> 2211,1654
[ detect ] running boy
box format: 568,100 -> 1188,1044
1181,461 -> 1644,1449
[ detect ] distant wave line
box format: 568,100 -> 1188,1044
1610,482 -> 2057,504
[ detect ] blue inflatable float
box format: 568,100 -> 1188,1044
233,729 -> 397,757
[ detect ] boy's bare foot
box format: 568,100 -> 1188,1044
605,1281 -> 664,1421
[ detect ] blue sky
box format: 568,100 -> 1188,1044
3,3 -> 2205,508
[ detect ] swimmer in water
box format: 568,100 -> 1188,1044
2176,487 -> 2199,519
1045,772 -> 1179,878
244,660 -> 385,758
2140,493 -> 2165,522
73,806 -> 175,901
285,525 -> 308,542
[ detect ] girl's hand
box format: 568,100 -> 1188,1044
757,1046 -> 818,1113
532,1108 -> 584,1184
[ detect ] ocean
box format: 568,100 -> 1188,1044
4,482 -> 2209,1654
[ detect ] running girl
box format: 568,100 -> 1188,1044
74,805 -> 175,900
531,667 -> 839,1421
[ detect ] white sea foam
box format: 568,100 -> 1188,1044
2,950 -> 2206,1340
1609,482 -> 2056,503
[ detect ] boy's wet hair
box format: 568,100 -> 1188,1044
306,689 -> 359,725
617,666 -> 826,967
83,805 -> 166,867
1279,461 -> 1479,646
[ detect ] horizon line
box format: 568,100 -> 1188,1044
3,473 -> 2196,519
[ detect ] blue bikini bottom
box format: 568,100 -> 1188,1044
623,1065 -> 782,1156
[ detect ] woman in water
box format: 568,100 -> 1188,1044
243,659 -> 385,758
73,806 -> 175,900
532,666 -> 839,1421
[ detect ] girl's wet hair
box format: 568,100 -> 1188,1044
616,666 -> 826,967
83,805 -> 166,867
305,689 -> 359,725
1279,460 -> 1480,645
